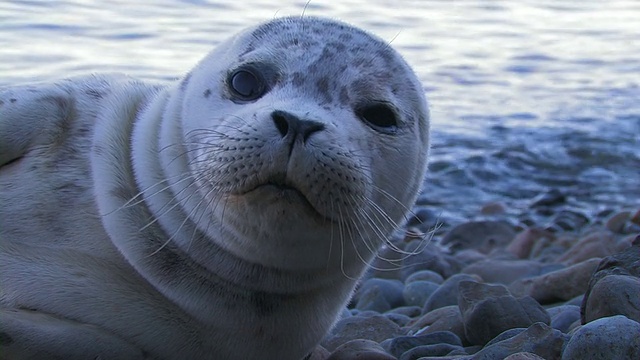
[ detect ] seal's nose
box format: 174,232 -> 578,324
271,110 -> 324,143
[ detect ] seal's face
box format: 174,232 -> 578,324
180,17 -> 430,272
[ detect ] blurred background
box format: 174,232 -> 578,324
1,0 -> 638,227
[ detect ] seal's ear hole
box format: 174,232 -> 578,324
356,103 -> 398,133
229,68 -> 266,101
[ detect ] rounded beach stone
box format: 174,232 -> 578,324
406,207 -> 440,233
504,352 -> 546,360
508,258 -> 600,303
423,274 -> 481,313
581,237 -> 640,323
405,270 -> 444,284
441,220 -> 516,254
506,228 -> 554,259
561,315 -> 640,360
547,305 -> 581,333
386,306 -> 422,318
530,189 -> 566,207
326,339 -> 396,360
355,285 -> 392,313
457,281 -> 550,346
354,278 -> 405,310
403,281 -> 439,307
400,242 -> 454,281
471,322 -> 567,360
461,259 -> 545,285
399,343 -> 464,360
382,331 -> 462,358
605,210 -> 631,233
582,274 -> 640,323
322,315 -> 402,352
407,306 -> 466,344
556,231 -> 618,265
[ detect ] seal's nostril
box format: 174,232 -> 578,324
271,110 -> 324,141
272,111 -> 290,137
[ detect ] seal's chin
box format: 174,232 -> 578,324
240,182 -> 332,222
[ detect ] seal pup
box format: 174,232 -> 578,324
0,16 -> 430,359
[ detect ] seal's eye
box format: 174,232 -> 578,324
356,103 -> 398,133
229,68 -> 265,101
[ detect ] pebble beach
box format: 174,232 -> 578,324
311,193 -> 640,360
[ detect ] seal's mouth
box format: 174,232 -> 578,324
239,177 -> 330,220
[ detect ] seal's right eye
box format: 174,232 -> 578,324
229,68 -> 265,101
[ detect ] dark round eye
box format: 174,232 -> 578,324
229,68 -> 265,101
356,103 -> 398,133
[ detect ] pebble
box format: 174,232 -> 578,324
530,189 -> 566,207
503,352 -> 546,360
407,207 -> 441,233
457,281 -> 550,346
403,281 -> 440,307
354,278 -> 405,310
506,228 -> 555,259
555,231 -> 618,265
423,274 -> 482,313
470,322 -> 568,360
326,339 -> 396,360
547,305 -> 581,333
581,274 -> 640,323
509,258 -> 600,303
461,259 -> 545,285
405,270 -> 444,284
399,343 -> 464,360
400,242 -> 456,281
322,315 -> 402,352
441,220 -> 516,254
479,201 -> 507,215
407,305 -> 466,344
581,237 -> 640,323
382,331 -> 462,359
548,209 -> 589,232
561,315 -> 640,360
605,210 -> 631,233
334,205 -> 638,360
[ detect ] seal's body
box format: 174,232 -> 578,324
0,17 -> 430,360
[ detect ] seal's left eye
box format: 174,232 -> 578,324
356,103 -> 399,134
229,69 -> 265,101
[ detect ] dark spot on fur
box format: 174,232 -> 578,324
292,72 -> 304,87
203,89 -> 211,98
316,77 -> 332,103
0,332 -> 13,345
339,87 -> 350,106
10,98 -> 16,103
0,99 -> 4,106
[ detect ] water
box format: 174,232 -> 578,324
1,0 -> 639,222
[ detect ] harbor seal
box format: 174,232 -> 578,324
0,16 -> 430,360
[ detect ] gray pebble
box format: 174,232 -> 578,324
403,281 -> 439,307
399,343 -> 464,360
382,331 -> 462,358
423,274 -> 480,313
562,315 -> 640,360
405,270 -> 444,284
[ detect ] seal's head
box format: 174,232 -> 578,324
178,16 -> 430,274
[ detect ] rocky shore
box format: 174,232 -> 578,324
311,194 -> 640,360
